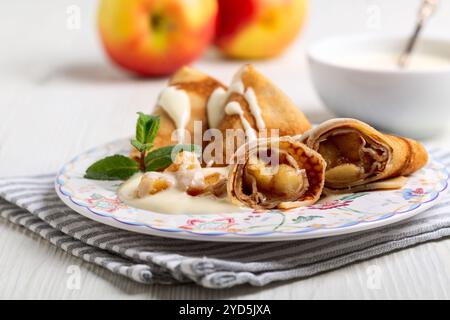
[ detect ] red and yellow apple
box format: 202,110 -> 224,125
214,0 -> 308,59
98,0 -> 218,76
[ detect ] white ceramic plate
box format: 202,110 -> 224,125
55,139 -> 449,242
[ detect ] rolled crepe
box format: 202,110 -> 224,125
214,65 -> 312,163
227,137 -> 326,210
299,118 -> 428,193
131,66 -> 226,160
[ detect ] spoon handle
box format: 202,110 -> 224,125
398,0 -> 438,68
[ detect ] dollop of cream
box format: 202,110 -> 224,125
157,86 -> 190,143
169,151 -> 205,191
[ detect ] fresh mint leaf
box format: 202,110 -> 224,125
144,144 -> 201,172
131,139 -> 153,153
84,155 -> 139,180
135,112 -> 160,145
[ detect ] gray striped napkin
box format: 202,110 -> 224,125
0,148 -> 449,289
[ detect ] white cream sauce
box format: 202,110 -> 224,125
334,52 -> 450,71
176,164 -> 205,190
225,102 -> 258,141
244,88 -> 265,131
118,170 -> 245,215
207,87 -> 227,129
206,70 -> 266,140
228,79 -> 245,94
157,86 -> 190,143
206,80 -> 245,129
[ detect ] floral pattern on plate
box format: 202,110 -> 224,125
55,139 -> 449,241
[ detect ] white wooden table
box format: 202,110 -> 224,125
1,0 -> 449,299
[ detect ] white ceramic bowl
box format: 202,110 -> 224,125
307,35 -> 450,138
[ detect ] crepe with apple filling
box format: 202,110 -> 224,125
227,137 -> 326,209
206,64 -> 312,165
299,118 -> 428,193
131,66 -> 226,161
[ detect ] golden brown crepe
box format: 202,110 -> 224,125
227,137 -> 326,209
219,64 -> 311,135
214,64 -> 312,164
299,118 -> 428,194
131,66 -> 226,161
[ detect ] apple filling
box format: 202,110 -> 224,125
136,151 -> 227,198
317,130 -> 389,188
136,172 -> 175,198
242,151 -> 309,205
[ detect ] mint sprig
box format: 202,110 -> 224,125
133,112 -> 160,152
84,155 -> 139,180
84,112 -> 199,181
131,112 -> 160,170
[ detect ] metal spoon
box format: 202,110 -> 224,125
398,0 -> 438,68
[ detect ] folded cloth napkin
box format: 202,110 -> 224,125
0,148 -> 449,289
